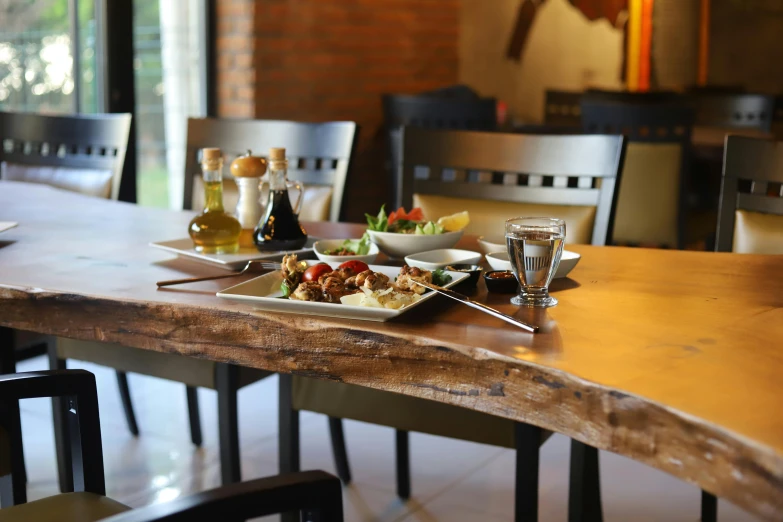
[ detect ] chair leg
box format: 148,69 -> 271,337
216,363 -> 241,485
568,440 -> 603,522
0,329 -> 27,507
396,429 -> 411,500
47,345 -> 74,493
186,385 -> 203,446
115,371 -> 139,436
701,490 -> 717,522
278,373 -> 301,522
0,327 -> 26,506
327,417 -> 352,484
515,422 -> 541,522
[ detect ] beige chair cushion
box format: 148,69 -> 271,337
0,492 -> 131,522
611,143 -> 682,247
413,194 -> 596,244
0,425 -> 9,476
1,162 -> 113,199
57,339 -> 270,390
192,176 -> 333,222
293,377 -> 552,449
733,210 -> 783,254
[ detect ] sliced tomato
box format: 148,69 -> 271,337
301,263 -> 333,282
406,207 -> 424,221
387,206 -> 425,225
338,260 -> 370,275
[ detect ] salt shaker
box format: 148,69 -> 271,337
230,150 -> 267,248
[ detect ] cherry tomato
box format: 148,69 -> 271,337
302,263 -> 333,282
338,260 -> 370,274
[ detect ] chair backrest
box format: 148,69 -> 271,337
400,127 -> 626,246
543,90 -> 583,126
183,118 -> 358,222
581,100 -> 695,248
0,111 -> 131,200
716,136 -> 783,253
383,94 -> 497,209
689,93 -> 775,132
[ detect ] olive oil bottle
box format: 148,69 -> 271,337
188,148 -> 241,254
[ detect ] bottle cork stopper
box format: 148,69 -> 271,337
202,148 -> 222,160
269,148 -> 286,161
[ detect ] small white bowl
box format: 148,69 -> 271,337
366,229 -> 463,259
477,235 -> 506,256
404,249 -> 482,271
313,239 -> 379,264
485,250 -> 582,279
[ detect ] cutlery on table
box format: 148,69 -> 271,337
413,280 -> 539,333
157,260 -> 285,287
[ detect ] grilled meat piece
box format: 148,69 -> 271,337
318,267 -> 355,285
281,254 -> 305,289
321,276 -> 360,303
290,281 -> 323,302
395,265 -> 432,295
345,270 -> 390,291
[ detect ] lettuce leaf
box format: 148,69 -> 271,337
341,233 -> 371,255
365,205 -> 388,232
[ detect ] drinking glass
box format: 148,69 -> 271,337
505,217 -> 566,308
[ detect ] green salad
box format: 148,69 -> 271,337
366,205 -> 445,235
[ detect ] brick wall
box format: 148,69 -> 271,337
216,0 -> 460,222
216,0 -> 256,118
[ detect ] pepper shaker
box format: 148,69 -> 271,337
230,150 -> 267,248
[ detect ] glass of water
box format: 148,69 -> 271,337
505,217 -> 566,308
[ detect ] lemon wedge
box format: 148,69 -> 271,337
436,211 -> 470,232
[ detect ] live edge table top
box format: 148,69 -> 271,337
1,181 -> 782,519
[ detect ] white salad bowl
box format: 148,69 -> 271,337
313,239 -> 379,265
404,249 -> 482,271
366,229 -> 463,259
485,250 -> 582,279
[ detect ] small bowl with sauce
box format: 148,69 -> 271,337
483,270 -> 518,293
445,263 -> 483,287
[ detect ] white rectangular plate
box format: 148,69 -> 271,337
0,222 -> 18,233
217,264 -> 469,322
150,237 -> 317,270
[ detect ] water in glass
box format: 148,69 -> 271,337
505,217 -> 565,307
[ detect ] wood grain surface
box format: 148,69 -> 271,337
1,181 -> 782,519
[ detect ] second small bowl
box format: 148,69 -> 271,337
313,239 -> 379,264
485,250 -> 581,279
404,248 -> 482,271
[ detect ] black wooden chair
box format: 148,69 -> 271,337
716,135 -> 783,254
0,111 -> 133,489
183,118 -> 358,222
285,127 -> 627,521
689,93 -> 775,132
50,119 -> 359,493
381,94 -> 497,207
0,369 -> 343,521
581,100 -> 696,249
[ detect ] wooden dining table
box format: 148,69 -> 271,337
1,180 -> 782,520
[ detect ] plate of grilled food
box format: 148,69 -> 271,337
217,254 -> 468,322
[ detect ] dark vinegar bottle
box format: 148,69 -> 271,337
253,147 -> 308,251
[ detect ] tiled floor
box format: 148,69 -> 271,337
15,357 -> 755,521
